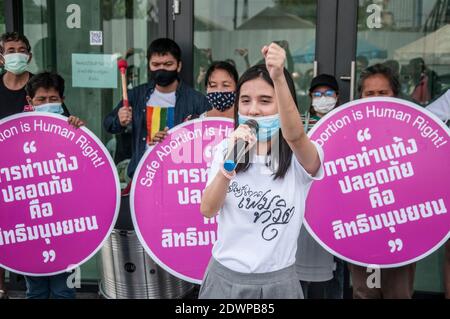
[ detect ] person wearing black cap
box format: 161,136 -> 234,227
295,74 -> 344,299
301,74 -> 340,132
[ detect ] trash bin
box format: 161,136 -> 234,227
98,195 -> 195,299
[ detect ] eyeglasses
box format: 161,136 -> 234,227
312,90 -> 335,98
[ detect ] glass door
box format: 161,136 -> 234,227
356,0 -> 448,295
336,0 -> 449,296
23,0 -> 161,142
336,0 -> 449,106
0,0 -> 5,74
20,0 -> 163,284
0,0 -> 5,35
192,0 -> 317,113
356,0 -> 449,105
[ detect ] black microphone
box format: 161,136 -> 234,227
223,119 -> 259,172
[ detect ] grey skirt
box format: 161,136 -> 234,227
198,258 -> 304,299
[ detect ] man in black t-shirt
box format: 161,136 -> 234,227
0,32 -> 33,120
0,32 -> 34,300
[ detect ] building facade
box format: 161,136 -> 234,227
1,0 -> 449,297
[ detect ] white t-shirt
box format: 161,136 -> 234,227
426,89 -> 450,124
206,140 -> 324,274
147,89 -> 176,109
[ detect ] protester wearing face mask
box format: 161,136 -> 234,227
199,43 -> 324,299
302,74 -> 339,132
200,61 -> 238,119
349,64 -> 416,299
24,72 -> 84,128
0,32 -> 34,121
104,38 -> 210,179
21,72 -> 84,299
0,32 -> 35,300
295,74 -> 345,299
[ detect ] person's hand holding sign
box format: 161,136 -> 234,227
118,105 -> 132,127
67,116 -> 85,129
149,127 -> 169,146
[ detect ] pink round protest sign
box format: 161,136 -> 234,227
304,97 -> 450,268
131,118 -> 233,284
0,113 -> 120,276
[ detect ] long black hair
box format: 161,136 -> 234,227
233,64 -> 297,180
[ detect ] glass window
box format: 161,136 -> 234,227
23,0 -> 159,143
21,0 -> 160,283
0,0 -> 5,74
194,0 -> 317,113
357,0 -> 450,105
0,0 -> 5,35
0,0 -> 6,74
358,0 -> 449,295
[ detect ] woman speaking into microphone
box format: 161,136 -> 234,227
199,43 -> 325,299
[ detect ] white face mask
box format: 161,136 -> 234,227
312,97 -> 337,114
34,103 -> 64,114
2,53 -> 29,75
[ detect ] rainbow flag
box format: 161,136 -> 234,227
146,106 -> 175,143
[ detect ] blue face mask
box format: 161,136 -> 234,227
238,113 -> 280,142
34,103 -> 64,115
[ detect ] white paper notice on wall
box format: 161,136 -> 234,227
90,31 -> 103,46
72,54 -> 117,89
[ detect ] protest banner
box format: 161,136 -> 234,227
304,97 -> 450,267
131,118 -> 233,284
0,113 -> 120,276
